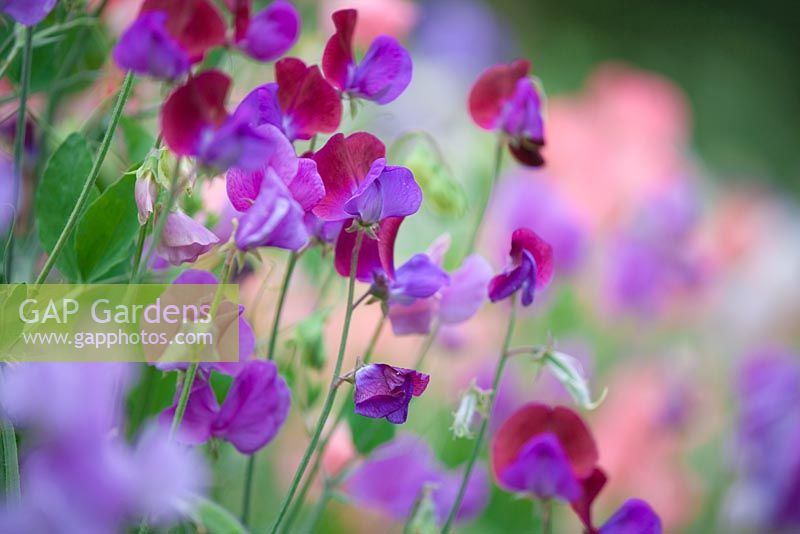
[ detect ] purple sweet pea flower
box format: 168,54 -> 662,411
0,0 -> 57,25
381,253 -> 450,305
303,212 -> 343,245
156,210 -> 219,265
488,227 -> 554,306
498,432 -> 582,501
161,360 -> 291,454
599,499 -> 662,534
388,235 -> 492,336
347,436 -> 489,524
233,0 -> 300,62
322,9 -> 413,105
112,11 -> 190,80
353,364 -> 430,424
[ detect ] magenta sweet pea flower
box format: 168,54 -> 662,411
353,363 -> 430,424
156,210 -> 219,265
161,360 -> 291,454
232,0 -> 300,62
322,9 -> 413,105
498,432 -> 582,501
113,11 -> 190,80
232,57 -> 342,142
161,70 -> 277,171
333,216 -> 402,281
488,227 -> 554,306
226,125 -> 325,251
469,59 -> 546,167
0,0 -> 57,25
140,0 -> 226,62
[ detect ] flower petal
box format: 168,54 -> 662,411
322,9 -> 357,91
1,0 -> 57,25
388,298 -> 437,336
468,59 -> 530,130
375,166 -> 422,220
511,227 -> 554,289
313,133 -> 386,221
237,0 -> 299,62
288,158 -> 325,212
276,57 -> 343,140
212,360 -> 291,454
390,254 -> 450,304
141,0 -> 227,62
159,377 -> 219,445
231,83 -> 283,136
487,259 -> 532,303
439,254 -> 492,324
334,216 -> 402,282
599,499 -> 662,534
158,210 -> 219,265
351,36 -> 413,104
113,12 -> 190,80
570,468 -> 608,531
498,433 -> 582,501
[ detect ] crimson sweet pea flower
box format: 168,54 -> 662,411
0,0 -> 57,26
229,0 -> 300,62
353,363 -> 430,424
322,9 -> 413,105
469,59 -> 546,167
160,70 -> 277,171
232,57 -> 342,142
491,403 -> 599,502
488,227 -> 554,306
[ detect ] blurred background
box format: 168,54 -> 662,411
2,0 -> 799,532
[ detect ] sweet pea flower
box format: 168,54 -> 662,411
160,70 -> 277,171
157,209 -> 219,265
488,227 -> 554,306
154,270 -> 255,376
0,154 -> 16,234
161,360 -> 291,454
353,363 -> 429,424
135,173 -> 157,225
113,12 -> 190,80
322,9 -> 413,104
469,59 -> 546,167
388,234 -> 493,335
572,469 -> 662,534
231,0 -> 300,62
0,0 -> 57,26
233,57 -> 342,142
492,403 -> 598,501
346,436 -> 489,524
227,125 -> 325,251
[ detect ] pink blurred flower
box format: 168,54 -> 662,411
319,0 -> 419,47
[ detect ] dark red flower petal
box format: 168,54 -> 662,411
334,216 -> 402,282
322,9 -> 357,91
468,59 -> 530,130
161,70 -> 231,155
312,132 -> 386,221
491,403 -> 598,488
141,0 -> 227,62
509,138 -> 545,167
225,0 -> 251,42
570,468 -> 608,533
275,58 -> 342,140
510,227 -> 554,289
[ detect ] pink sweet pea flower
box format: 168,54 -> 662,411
469,59 -> 546,167
488,227 -> 554,306
157,209 -> 219,265
322,9 -> 413,105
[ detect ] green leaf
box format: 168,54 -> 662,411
36,133 -> 98,282
189,496 -> 248,534
346,398 -> 396,455
75,174 -> 139,281
119,116 -> 155,164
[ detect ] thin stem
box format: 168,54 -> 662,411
168,250 -> 236,439
130,218 -> 150,282
541,500 -> 553,534
464,135 -> 504,256
267,251 -> 299,360
34,71 -> 135,286
240,455 -> 256,525
282,312 -> 385,531
0,45 -> 19,83
413,322 -> 440,370
0,418 -> 20,503
441,298 -> 518,533
269,230 -> 364,534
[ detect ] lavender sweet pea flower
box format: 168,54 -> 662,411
322,9 -> 413,105
354,364 -> 430,424
489,227 -> 554,307
161,360 -> 291,454
383,253 -> 450,305
112,11 -> 190,80
0,0 -> 57,25
234,0 -> 300,62
157,210 -> 219,265
498,432 -> 582,501
347,436 -> 489,524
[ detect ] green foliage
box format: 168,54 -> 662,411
36,133 -> 97,282
0,284 -> 27,354
189,496 -> 248,534
119,117 -> 155,164
346,398 -> 396,456
75,174 -> 140,281
293,309 -> 331,371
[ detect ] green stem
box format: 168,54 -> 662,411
269,230 -> 364,534
168,250 -> 236,438
441,298 -> 517,533
34,71 -> 135,286
267,251 -> 299,360
282,312 -> 385,531
413,321 -> 440,370
240,455 -> 256,525
541,500 -> 552,534
464,135 -> 504,257
130,218 -> 150,283
0,44 -> 20,83
0,417 -> 20,503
